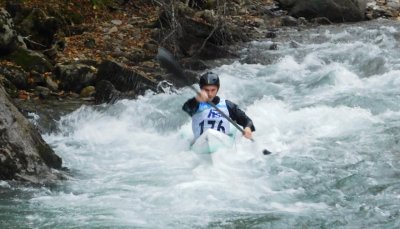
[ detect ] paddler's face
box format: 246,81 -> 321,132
202,85 -> 219,101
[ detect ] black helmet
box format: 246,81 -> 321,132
199,72 -> 220,88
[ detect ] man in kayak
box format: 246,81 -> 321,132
182,72 -> 255,140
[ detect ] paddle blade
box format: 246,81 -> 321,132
263,149 -> 272,155
156,47 -> 186,81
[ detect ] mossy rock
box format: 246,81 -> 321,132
6,47 -> 52,73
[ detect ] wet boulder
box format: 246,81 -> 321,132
0,84 -> 63,184
54,62 -> 97,93
283,0 -> 367,22
94,80 -> 121,104
277,0 -> 297,8
281,15 -> 300,26
96,60 -> 157,94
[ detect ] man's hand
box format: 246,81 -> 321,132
243,127 -> 253,139
196,90 -> 209,102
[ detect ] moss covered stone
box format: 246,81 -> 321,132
6,47 -> 52,73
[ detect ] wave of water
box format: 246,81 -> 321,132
1,20 -> 400,228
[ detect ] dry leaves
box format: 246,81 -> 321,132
9,0 -> 159,65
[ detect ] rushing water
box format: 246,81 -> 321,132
2,19 -> 400,228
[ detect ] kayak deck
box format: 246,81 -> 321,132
190,129 -> 235,154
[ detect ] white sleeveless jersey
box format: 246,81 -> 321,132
192,99 -> 231,139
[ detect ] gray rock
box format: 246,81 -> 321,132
0,64 -> 28,89
155,4 -> 247,59
94,80 -> 121,104
0,77 -> 18,97
0,8 -> 18,54
127,48 -> 147,63
6,47 -> 53,73
290,40 -> 301,48
180,58 -> 209,71
269,43 -> 278,50
311,17 -> 333,25
18,8 -> 59,50
387,0 -> 400,9
54,62 -> 97,92
96,60 -> 156,94
0,84 -> 63,184
45,75 -> 58,91
143,42 -> 158,53
111,19 -> 122,25
289,0 -> 367,22
108,26 -> 118,34
34,86 -> 51,99
281,15 -> 299,26
277,0 -> 298,8
265,31 -> 277,39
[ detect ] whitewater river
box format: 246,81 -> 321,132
1,19 -> 400,228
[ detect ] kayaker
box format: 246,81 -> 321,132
182,72 -> 255,140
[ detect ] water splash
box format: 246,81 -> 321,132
2,20 -> 400,228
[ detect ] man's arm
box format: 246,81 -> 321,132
226,100 -> 255,131
182,97 -> 199,116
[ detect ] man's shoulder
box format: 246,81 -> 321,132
182,97 -> 200,116
184,97 -> 197,105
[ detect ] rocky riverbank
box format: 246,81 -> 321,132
1,0 -> 399,184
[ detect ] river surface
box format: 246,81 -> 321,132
1,19 -> 400,228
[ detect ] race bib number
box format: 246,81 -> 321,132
199,119 -> 225,135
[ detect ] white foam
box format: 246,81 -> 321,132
0,180 -> 11,188
34,21 -> 400,228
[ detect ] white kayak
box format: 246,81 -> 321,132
190,129 -> 235,154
